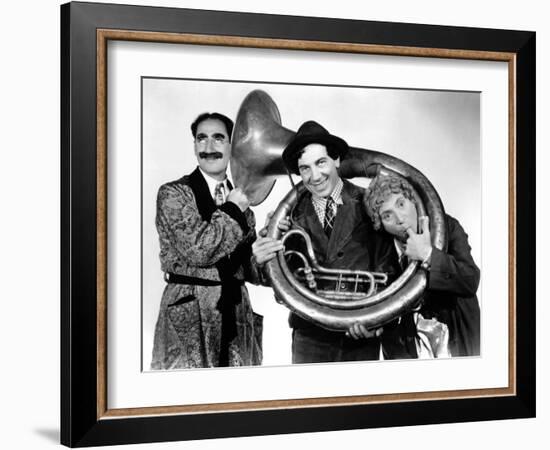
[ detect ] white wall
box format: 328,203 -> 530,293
140,78 -> 481,368
0,0 -> 546,449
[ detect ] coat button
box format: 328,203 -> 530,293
337,251 -> 344,257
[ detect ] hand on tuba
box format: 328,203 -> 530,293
252,237 -> 283,265
346,323 -> 384,340
254,211 -> 292,265
226,187 -> 250,212
258,210 -> 291,238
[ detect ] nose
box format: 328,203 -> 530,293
206,138 -> 215,152
310,166 -> 321,181
395,211 -> 405,224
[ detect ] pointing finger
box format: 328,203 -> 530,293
420,215 -> 430,234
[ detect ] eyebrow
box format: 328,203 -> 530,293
298,157 -> 327,170
196,132 -> 227,139
380,195 -> 406,214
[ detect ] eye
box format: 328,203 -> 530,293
196,135 -> 207,144
397,198 -> 405,208
381,212 -> 392,222
213,134 -> 226,144
318,159 -> 327,167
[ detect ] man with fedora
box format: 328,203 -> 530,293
253,120 -> 397,363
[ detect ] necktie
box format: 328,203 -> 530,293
214,182 -> 225,206
323,197 -> 336,237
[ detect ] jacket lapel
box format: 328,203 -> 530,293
188,167 -> 216,221
304,197 -> 329,254
292,191 -> 329,260
326,182 -> 359,260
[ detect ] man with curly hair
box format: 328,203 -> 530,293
351,174 -> 480,357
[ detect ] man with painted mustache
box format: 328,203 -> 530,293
252,121 -> 396,364
151,112 -> 263,370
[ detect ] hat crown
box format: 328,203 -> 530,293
294,120 -> 330,141
282,120 -> 348,175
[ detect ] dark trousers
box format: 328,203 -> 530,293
292,327 -> 380,364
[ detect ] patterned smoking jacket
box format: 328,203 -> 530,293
151,168 -> 262,369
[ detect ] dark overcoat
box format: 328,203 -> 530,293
420,214 -> 481,356
381,214 -> 481,358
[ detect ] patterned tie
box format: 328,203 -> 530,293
323,197 -> 337,237
214,182 -> 225,206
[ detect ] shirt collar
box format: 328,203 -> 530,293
311,178 -> 344,206
198,167 -> 231,199
310,178 -> 344,225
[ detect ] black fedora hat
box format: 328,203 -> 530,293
282,120 -> 349,175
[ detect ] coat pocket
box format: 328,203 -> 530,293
168,295 -> 196,307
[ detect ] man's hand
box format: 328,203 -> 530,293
404,215 -> 432,262
346,323 -> 384,340
258,211 -> 291,238
252,237 -> 284,265
226,187 -> 250,212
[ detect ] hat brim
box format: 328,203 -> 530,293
282,134 -> 348,174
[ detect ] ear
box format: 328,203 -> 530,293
334,157 -> 341,168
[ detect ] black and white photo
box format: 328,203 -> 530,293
142,78 -> 481,369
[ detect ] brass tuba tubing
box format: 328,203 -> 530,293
233,89 -> 448,331
281,228 -> 388,298
341,150 -> 447,253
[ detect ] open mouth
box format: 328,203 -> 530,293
199,152 -> 223,160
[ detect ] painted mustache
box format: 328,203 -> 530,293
199,151 -> 224,160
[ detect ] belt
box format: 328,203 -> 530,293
165,271 -> 244,367
164,272 -> 222,286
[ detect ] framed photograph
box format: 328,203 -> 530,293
61,1 -> 535,447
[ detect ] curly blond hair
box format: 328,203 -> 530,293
363,175 -> 417,230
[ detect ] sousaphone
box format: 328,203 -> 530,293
231,90 -> 447,331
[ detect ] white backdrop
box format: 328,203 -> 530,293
0,0 -> 546,449
141,78 -> 481,368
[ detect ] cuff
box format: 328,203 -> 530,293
248,255 -> 270,286
421,246 -> 433,270
219,202 -> 250,234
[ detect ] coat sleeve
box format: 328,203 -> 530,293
427,215 -> 480,296
156,183 -> 249,267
